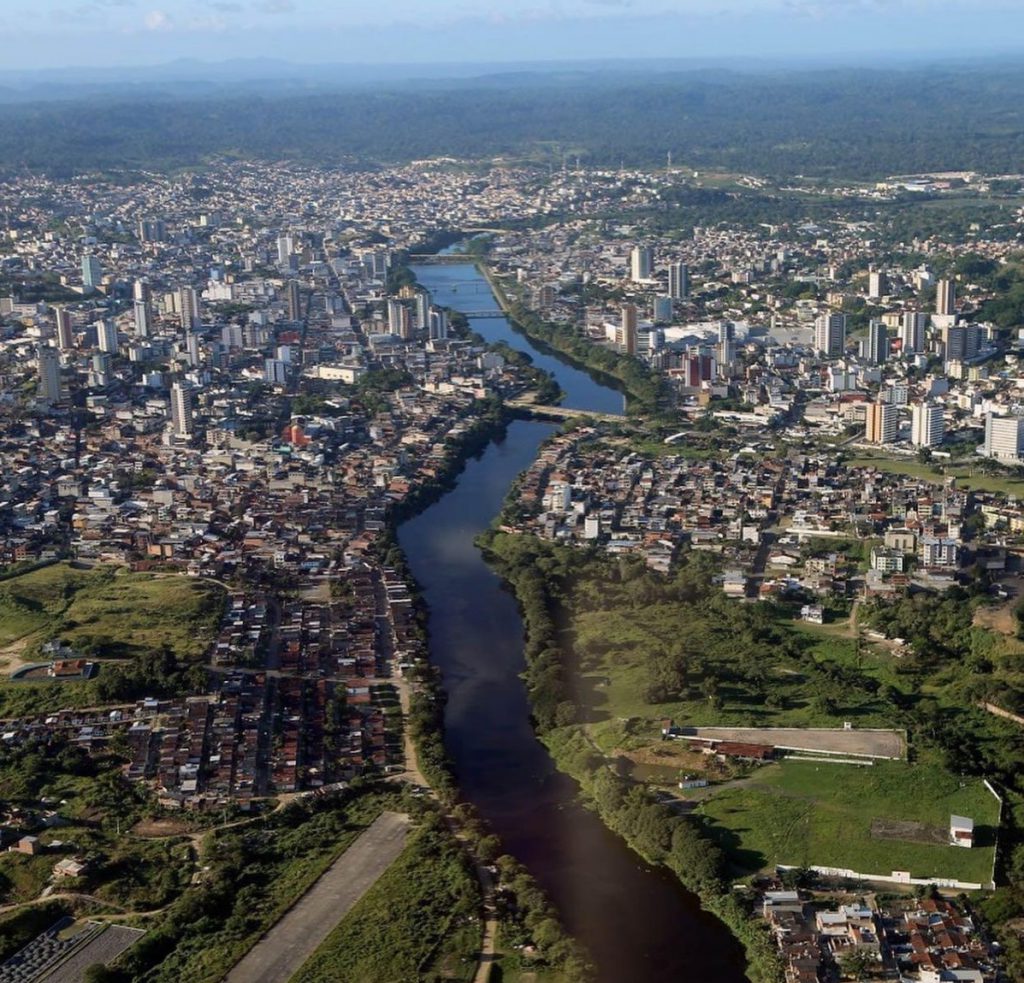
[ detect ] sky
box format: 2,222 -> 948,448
1,0 -> 1022,72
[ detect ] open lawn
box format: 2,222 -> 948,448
698,758 -> 1000,886
0,563 -> 223,662
849,454 -> 1024,498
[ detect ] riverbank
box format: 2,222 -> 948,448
475,261 -> 661,417
477,528 -> 780,983
373,403 -> 592,981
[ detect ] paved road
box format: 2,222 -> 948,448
225,812 -> 411,983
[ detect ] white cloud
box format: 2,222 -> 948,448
143,8 -> 171,29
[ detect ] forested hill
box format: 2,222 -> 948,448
3,64 -> 1024,179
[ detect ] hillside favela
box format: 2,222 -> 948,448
4,6 -> 1024,983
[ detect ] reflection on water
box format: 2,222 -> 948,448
397,265 -> 747,983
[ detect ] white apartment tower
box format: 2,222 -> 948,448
984,413 -> 1024,462
911,402 -> 945,448
900,311 -> 928,355
170,382 -> 195,439
179,286 -> 200,332
814,312 -> 847,357
630,246 -> 653,283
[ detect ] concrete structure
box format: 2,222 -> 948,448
630,245 -> 653,282
911,401 -> 944,448
170,382 -> 194,439
668,261 -> 688,299
936,277 -> 956,316
865,401 -> 897,444
984,413 -> 1024,462
36,344 -> 61,403
814,312 -> 846,357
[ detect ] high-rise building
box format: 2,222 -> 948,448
97,319 -> 119,354
81,254 -> 102,291
944,324 -> 983,362
185,332 -> 201,367
630,246 -> 653,283
984,414 -> 1024,461
936,278 -> 956,316
865,401 -> 898,444
863,319 -> 888,364
668,262 -> 689,300
138,219 -> 167,243
286,279 -> 301,321
900,311 -> 928,355
653,295 -> 673,324
718,321 -> 736,372
264,359 -> 289,385
387,299 -> 412,339
276,236 -> 295,267
90,352 -> 112,387
36,345 -> 62,403
428,309 -> 448,341
54,307 -> 74,351
414,291 -> 432,330
911,402 -> 945,448
133,299 -> 152,338
170,382 -> 194,438
814,312 -> 847,357
621,304 -> 638,356
179,286 -> 199,331
868,270 -> 888,300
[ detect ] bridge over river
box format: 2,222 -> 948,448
505,398 -> 626,424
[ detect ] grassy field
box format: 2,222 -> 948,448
572,599 -> 897,756
130,789 -> 405,982
291,820 -> 480,983
698,758 -> 1000,886
849,454 -> 1024,498
0,563 -> 223,661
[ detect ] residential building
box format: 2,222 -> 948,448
911,401 -> 945,448
865,401 -> 898,444
81,253 -> 102,291
936,277 -> 955,316
54,307 -> 74,351
36,344 -> 62,403
668,261 -> 689,300
170,382 -> 194,439
984,413 -> 1024,461
900,311 -> 927,355
630,245 -> 653,282
814,312 -> 847,357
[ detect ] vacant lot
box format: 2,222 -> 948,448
699,758 -> 1000,885
681,726 -> 905,759
0,563 -> 223,663
849,454 -> 1024,498
226,812 -> 411,983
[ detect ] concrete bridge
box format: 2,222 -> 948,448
506,399 -> 625,424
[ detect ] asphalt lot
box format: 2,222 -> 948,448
225,810 -> 411,983
683,726 -> 905,759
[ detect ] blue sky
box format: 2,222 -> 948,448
1,0 -> 1021,71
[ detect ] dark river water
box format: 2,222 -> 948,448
399,262 -> 747,983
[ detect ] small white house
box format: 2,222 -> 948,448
950,815 -> 974,848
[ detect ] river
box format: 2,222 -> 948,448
399,261 -> 747,983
